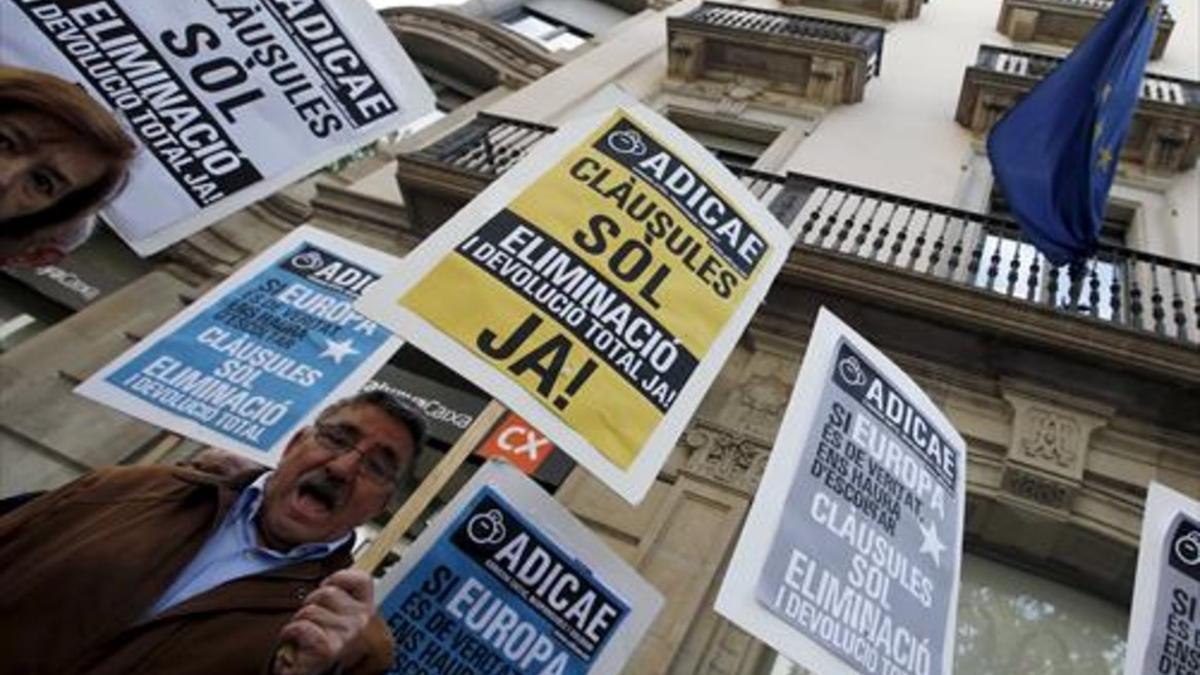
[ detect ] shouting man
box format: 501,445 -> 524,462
0,390 -> 424,674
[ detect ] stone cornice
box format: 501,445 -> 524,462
309,182 -> 424,248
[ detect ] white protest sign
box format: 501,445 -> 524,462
76,225 -> 401,466
716,307 -> 967,675
1,0 -> 434,254
356,96 -> 790,504
1125,482 -> 1200,675
376,460 -> 662,675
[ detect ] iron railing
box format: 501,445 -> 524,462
404,115 -> 1200,345
677,2 -> 885,77
735,168 -> 1200,344
413,113 -> 555,178
974,45 -> 1199,109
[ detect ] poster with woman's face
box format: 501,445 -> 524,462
2,0 -> 434,254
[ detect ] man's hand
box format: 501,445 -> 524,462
273,569 -> 375,675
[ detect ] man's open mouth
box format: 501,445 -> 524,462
295,474 -> 346,515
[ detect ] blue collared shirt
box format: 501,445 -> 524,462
149,472 -> 350,617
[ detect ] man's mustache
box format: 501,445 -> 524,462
297,470 -> 348,511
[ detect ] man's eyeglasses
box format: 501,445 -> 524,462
312,423 -> 402,485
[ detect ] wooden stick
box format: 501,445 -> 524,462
354,399 -> 506,574
135,433 -> 183,466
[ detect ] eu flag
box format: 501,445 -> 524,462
986,0 -> 1161,267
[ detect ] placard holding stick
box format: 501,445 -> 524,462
355,399 -> 506,574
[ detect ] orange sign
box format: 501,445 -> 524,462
477,413 -> 556,475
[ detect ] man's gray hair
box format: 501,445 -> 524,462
316,390 -> 426,483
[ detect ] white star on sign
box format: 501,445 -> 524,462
319,338 -> 359,364
919,518 -> 947,569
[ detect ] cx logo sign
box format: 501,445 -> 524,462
497,425 -> 551,461
478,413 -> 555,474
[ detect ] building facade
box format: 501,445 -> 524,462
1,0 -> 1198,672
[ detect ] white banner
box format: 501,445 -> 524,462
356,95 -> 790,504
1,0 -> 434,254
376,460 -> 663,675
76,225 -> 402,466
716,307 -> 967,675
1126,482 -> 1200,675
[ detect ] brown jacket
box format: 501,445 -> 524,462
0,465 -> 393,675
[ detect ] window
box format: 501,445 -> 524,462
766,554 -> 1128,674
973,188 -> 1135,320
500,8 -> 589,52
416,64 -> 482,113
0,276 -> 70,353
667,109 -> 780,169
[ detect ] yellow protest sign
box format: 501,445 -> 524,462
359,101 -> 790,503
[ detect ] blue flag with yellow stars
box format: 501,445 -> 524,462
987,0 -> 1161,267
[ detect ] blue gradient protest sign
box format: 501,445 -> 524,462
377,462 -> 661,675
77,226 -> 401,465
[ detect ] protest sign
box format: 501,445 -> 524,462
1125,482 -> 1200,675
76,225 -> 401,466
376,460 -> 662,675
716,308 -> 967,675
1,0 -> 434,254
357,97 -> 790,504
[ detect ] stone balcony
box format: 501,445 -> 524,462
396,113 -> 1200,379
997,0 -> 1174,59
956,45 -> 1200,173
666,2 -> 885,108
781,0 -> 924,21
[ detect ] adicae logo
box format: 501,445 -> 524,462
1177,529 -> 1200,566
606,128 -> 647,156
466,508 -> 506,546
290,250 -> 325,271
838,354 -> 868,388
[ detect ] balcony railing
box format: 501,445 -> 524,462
413,113 -> 555,179
399,114 -> 1200,346
976,45 -> 1198,109
679,2 -> 885,78
736,168 -> 1199,345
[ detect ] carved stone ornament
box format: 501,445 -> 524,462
681,423 -> 770,496
998,386 -> 1111,514
1001,388 -> 1110,482
1019,406 -> 1080,469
